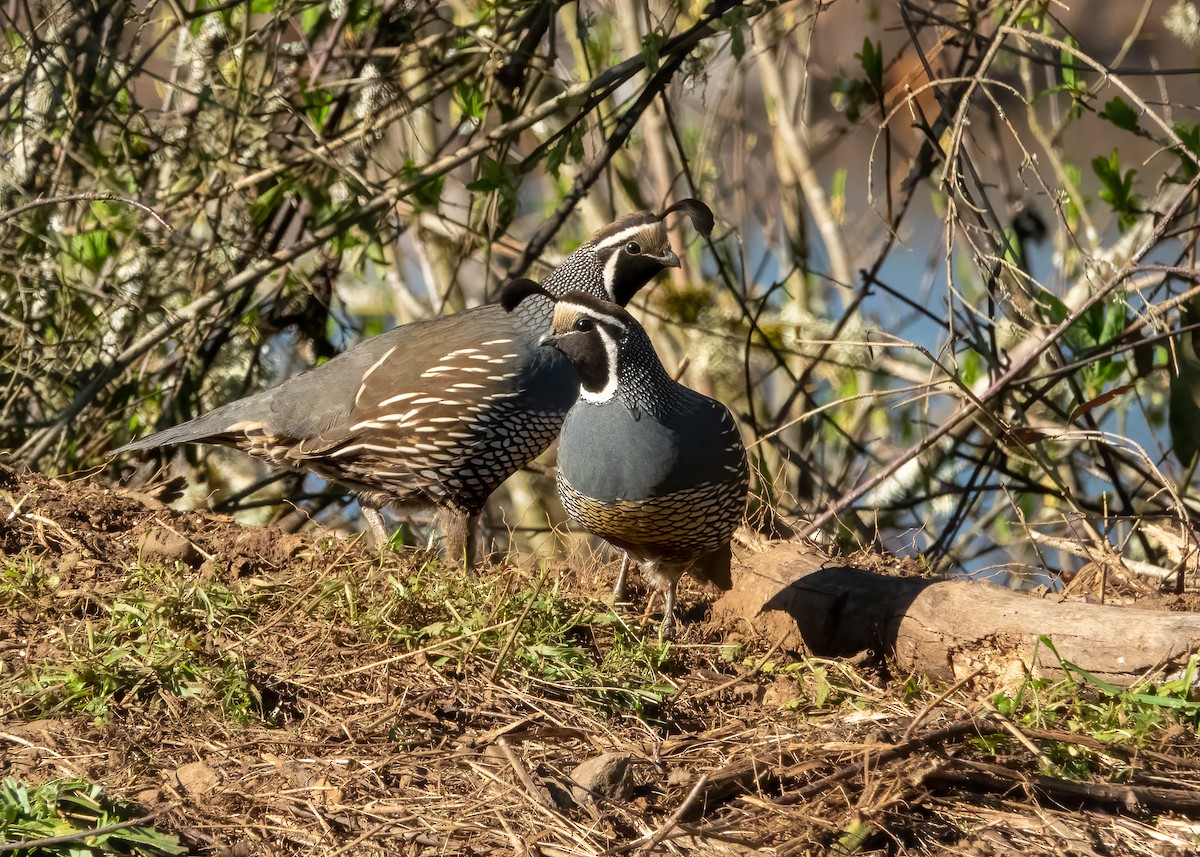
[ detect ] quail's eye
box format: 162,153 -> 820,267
573,318 -> 594,333
625,241 -> 642,255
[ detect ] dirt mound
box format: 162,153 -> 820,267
2,462 -> 1198,855
0,462 -> 311,576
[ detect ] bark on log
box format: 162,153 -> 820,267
713,542 -> 1200,687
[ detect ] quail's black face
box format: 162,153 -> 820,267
584,216 -> 681,306
608,247 -> 678,306
535,200 -> 712,308
538,294 -> 634,402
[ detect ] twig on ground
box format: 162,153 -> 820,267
982,701 -> 1054,769
605,774 -> 709,856
776,717 -> 999,806
901,666 -> 985,740
928,758 -> 1200,815
497,736 -> 554,809
301,617 -> 520,682
690,628 -> 792,701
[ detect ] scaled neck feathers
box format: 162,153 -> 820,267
597,325 -> 684,419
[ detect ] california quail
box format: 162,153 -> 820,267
503,283 -> 748,639
115,201 -> 715,564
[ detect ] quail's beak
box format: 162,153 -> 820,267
538,332 -> 560,349
654,249 -> 681,268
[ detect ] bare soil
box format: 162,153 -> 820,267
2,462 -> 1199,855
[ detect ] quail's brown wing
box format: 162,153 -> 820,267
276,305 -> 573,510
116,303 -> 574,512
110,310 -> 487,455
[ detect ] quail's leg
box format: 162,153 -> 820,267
659,577 -> 678,641
436,507 -> 478,567
613,553 -> 632,602
363,506 -> 390,547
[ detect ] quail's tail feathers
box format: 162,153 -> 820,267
689,543 -> 734,591
111,398 -> 259,455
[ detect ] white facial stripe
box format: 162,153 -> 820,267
602,251 -> 622,301
555,301 -> 610,335
588,222 -> 658,253
556,297 -> 620,319
578,321 -> 621,404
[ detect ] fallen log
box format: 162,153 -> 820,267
713,542 -> 1200,687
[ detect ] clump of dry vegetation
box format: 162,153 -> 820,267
4,0 -> 1200,852
3,463 -> 1200,855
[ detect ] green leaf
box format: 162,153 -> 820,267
1033,289 -> 1069,325
401,159 -> 445,209
830,168 -> 847,224
88,199 -> 117,221
1099,300 -> 1126,344
855,37 -> 883,97
300,81 -> 334,130
466,156 -> 522,222
365,240 -> 388,266
830,74 -> 870,123
545,122 -> 585,178
250,181 -> 289,226
68,229 -> 115,273
1012,3 -> 1049,27
640,31 -> 663,73
331,229 -> 361,254
1100,96 -> 1139,132
1060,37 -> 1078,89
453,82 -> 486,123
723,7 -> 748,60
1062,161 -> 1083,224
1091,149 -> 1139,230
959,348 -> 982,386
1172,121 -> 1200,181
1057,36 -> 1085,119
0,777 -> 186,855
583,17 -> 615,70
300,2 -> 324,35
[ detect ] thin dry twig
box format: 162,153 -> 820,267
610,774 -> 710,856
496,736 -> 555,810
928,758 -> 1200,815
901,666 -> 985,740
690,628 -> 792,701
775,717 -> 1000,806
803,170 -> 1200,536
0,192 -> 173,231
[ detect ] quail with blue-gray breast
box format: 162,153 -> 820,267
115,201 -> 714,564
502,283 -> 748,638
